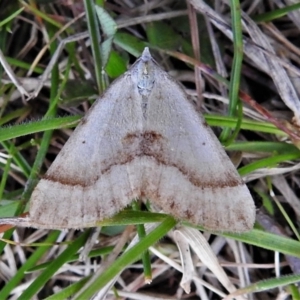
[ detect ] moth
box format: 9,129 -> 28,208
0,48 -> 255,232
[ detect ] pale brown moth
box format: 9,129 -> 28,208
0,48 -> 255,232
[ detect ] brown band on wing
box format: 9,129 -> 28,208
44,130 -> 242,189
